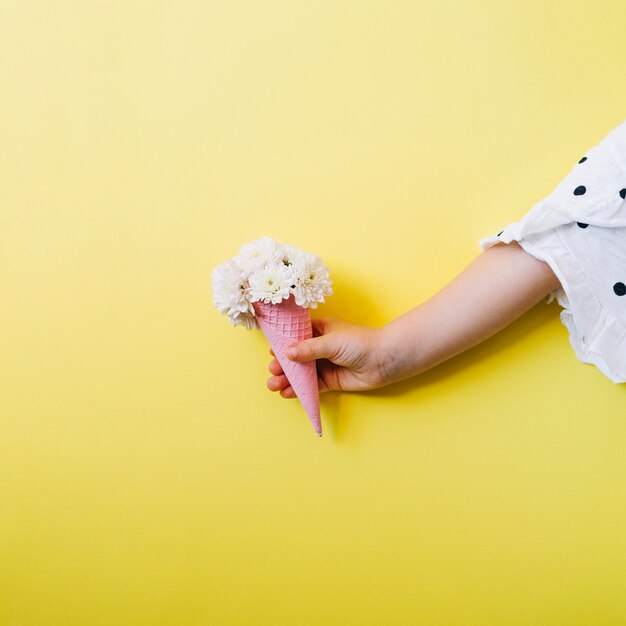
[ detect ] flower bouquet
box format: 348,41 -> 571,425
211,236 -> 333,437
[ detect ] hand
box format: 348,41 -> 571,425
266,317 -> 390,398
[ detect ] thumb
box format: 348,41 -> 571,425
286,334 -> 337,362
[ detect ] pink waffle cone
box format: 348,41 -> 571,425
253,294 -> 322,437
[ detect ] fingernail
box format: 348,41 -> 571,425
287,347 -> 298,360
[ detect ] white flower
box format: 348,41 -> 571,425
290,252 -> 333,308
248,261 -> 293,304
231,310 -> 259,330
210,258 -> 258,330
275,241 -> 306,268
237,236 -> 283,277
211,236 -> 334,331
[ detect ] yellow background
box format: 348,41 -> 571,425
1,1 -> 626,624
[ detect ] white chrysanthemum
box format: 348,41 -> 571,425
210,258 -> 258,330
237,236 -> 283,277
211,236 -> 334,331
290,252 -> 333,308
276,241 -> 307,268
233,310 -> 259,331
248,261 -> 293,304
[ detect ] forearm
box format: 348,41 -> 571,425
378,242 -> 561,384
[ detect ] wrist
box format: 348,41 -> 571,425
370,326 -> 393,388
376,321 -> 412,386
377,311 -> 430,386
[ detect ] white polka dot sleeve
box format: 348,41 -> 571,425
478,118 -> 626,384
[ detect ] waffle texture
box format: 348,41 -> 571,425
253,295 -> 322,436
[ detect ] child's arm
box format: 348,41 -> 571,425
267,242 -> 561,396
377,241 -> 560,385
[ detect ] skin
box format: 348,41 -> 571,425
267,241 -> 562,397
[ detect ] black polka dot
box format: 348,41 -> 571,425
497,230 -> 503,236
613,282 -> 626,296
573,185 -> 586,196
576,222 -> 589,228
620,188 -> 626,200
578,156 -> 587,163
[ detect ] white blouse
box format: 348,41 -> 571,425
478,118 -> 626,383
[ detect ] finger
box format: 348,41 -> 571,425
269,347 -> 275,357
311,317 -> 328,337
268,358 -> 283,376
316,359 -> 335,393
286,334 -> 338,363
311,317 -> 341,338
279,385 -> 297,399
267,374 -> 290,392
